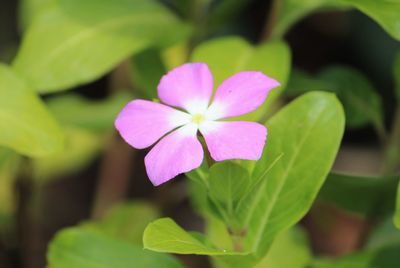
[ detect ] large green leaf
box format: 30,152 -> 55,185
13,0 -> 190,92
192,37 -> 291,121
47,227 -> 183,268
319,172 -> 398,217
395,180 -> 400,229
143,218 -> 244,255
238,92 -> 345,259
0,64 -> 63,157
342,0 -> 400,41
47,92 -> 133,132
273,0 -> 400,41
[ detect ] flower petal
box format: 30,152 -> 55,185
199,121 -> 267,161
206,71 -> 279,120
145,124 -> 203,186
115,100 -> 191,149
157,63 -> 213,114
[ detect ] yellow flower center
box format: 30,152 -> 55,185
191,114 -> 205,124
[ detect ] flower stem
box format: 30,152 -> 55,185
260,0 -> 282,41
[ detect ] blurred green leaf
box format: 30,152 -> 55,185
47,227 -> 184,268
238,92 -> 344,259
32,127 -> 105,182
318,66 -> 383,129
285,69 -> 333,96
208,0 -> 254,30
47,92 -> 133,132
319,173 -> 398,217
394,51 -> 400,101
272,0 -> 348,38
192,37 -> 291,121
273,0 -> 400,41
84,202 -> 159,245
255,227 -> 311,268
0,64 -> 63,157
310,243 -> 400,268
143,218 -> 244,255
13,0 -> 190,92
341,0 -> 400,41
130,49 -> 167,100
367,217 -> 400,249
18,0 -> 56,31
0,148 -> 20,234
395,180 -> 400,229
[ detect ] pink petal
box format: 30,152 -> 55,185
157,63 -> 213,114
145,124 -> 203,186
199,121 -> 267,161
206,71 -> 280,120
115,100 -> 190,149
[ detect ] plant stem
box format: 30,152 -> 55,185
260,0 -> 282,41
383,105 -> 400,175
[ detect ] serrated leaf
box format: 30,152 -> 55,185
238,92 -> 345,259
13,0 -> 190,92
0,64 -> 63,157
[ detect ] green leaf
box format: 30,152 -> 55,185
84,202 -> 160,245
255,227 -> 312,268
341,0 -> 400,41
0,64 -> 63,157
13,0 -> 190,92
318,66 -> 383,129
208,162 -> 251,222
394,51 -> 400,101
18,0 -> 56,31
395,180 -> 400,229
239,92 -> 345,259
272,0 -> 348,38
143,218 -> 244,255
47,92 -> 133,132
319,173 -> 398,217
47,227 -> 183,268
130,49 -> 167,100
32,127 -> 104,182
285,69 -> 334,97
192,37 -> 291,121
273,0 -> 400,41
367,217 -> 400,250
310,243 -> 400,268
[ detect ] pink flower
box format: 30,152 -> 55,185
115,63 -> 280,186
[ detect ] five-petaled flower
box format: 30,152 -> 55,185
115,63 -> 279,186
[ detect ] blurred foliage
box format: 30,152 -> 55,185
48,202 -> 183,268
